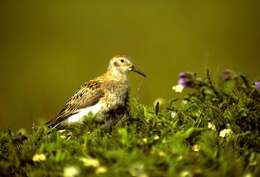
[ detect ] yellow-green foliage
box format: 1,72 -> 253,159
0,71 -> 260,177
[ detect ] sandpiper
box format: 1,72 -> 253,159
48,55 -> 146,129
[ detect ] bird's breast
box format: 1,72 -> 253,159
102,83 -> 129,110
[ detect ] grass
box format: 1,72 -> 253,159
0,70 -> 260,177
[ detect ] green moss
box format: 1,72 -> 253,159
1,71 -> 260,177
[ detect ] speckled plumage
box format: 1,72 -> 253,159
48,55 -> 145,129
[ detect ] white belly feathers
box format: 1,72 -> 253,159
66,103 -> 103,124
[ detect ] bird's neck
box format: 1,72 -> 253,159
105,69 -> 128,83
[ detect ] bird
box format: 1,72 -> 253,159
48,55 -> 146,129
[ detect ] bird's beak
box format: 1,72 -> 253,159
130,66 -> 146,77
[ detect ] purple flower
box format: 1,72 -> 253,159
178,72 -> 194,88
179,72 -> 187,78
173,72 -> 195,93
256,81 -> 260,89
178,77 -> 187,86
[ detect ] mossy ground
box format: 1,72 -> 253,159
0,71 -> 260,177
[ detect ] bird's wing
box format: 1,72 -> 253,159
48,80 -> 104,128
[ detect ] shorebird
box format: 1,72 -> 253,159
48,55 -> 146,129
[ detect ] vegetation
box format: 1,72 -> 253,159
0,70 -> 259,177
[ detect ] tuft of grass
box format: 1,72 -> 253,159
0,71 -> 260,177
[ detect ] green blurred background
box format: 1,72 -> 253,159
0,0 -> 259,129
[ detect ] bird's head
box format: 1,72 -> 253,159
108,55 -> 146,79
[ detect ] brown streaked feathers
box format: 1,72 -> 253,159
48,80 -> 104,127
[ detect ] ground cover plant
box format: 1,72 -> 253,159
0,70 -> 259,177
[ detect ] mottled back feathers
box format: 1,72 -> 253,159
49,80 -> 104,127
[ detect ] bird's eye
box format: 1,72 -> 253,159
120,59 -> 124,63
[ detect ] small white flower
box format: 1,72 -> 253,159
208,122 -> 216,131
63,166 -> 80,177
219,129 -> 232,138
138,174 -> 149,177
172,85 -> 184,93
32,153 -> 46,162
180,170 -> 191,177
162,139 -> 166,144
95,166 -> 108,174
244,173 -> 253,177
177,155 -> 183,161
171,111 -> 177,118
192,144 -> 200,152
142,138 -> 148,143
58,129 -> 66,133
181,100 -> 188,105
60,135 -> 66,139
158,151 -> 166,157
154,135 -> 160,140
80,157 -> 100,167
129,162 -> 144,177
